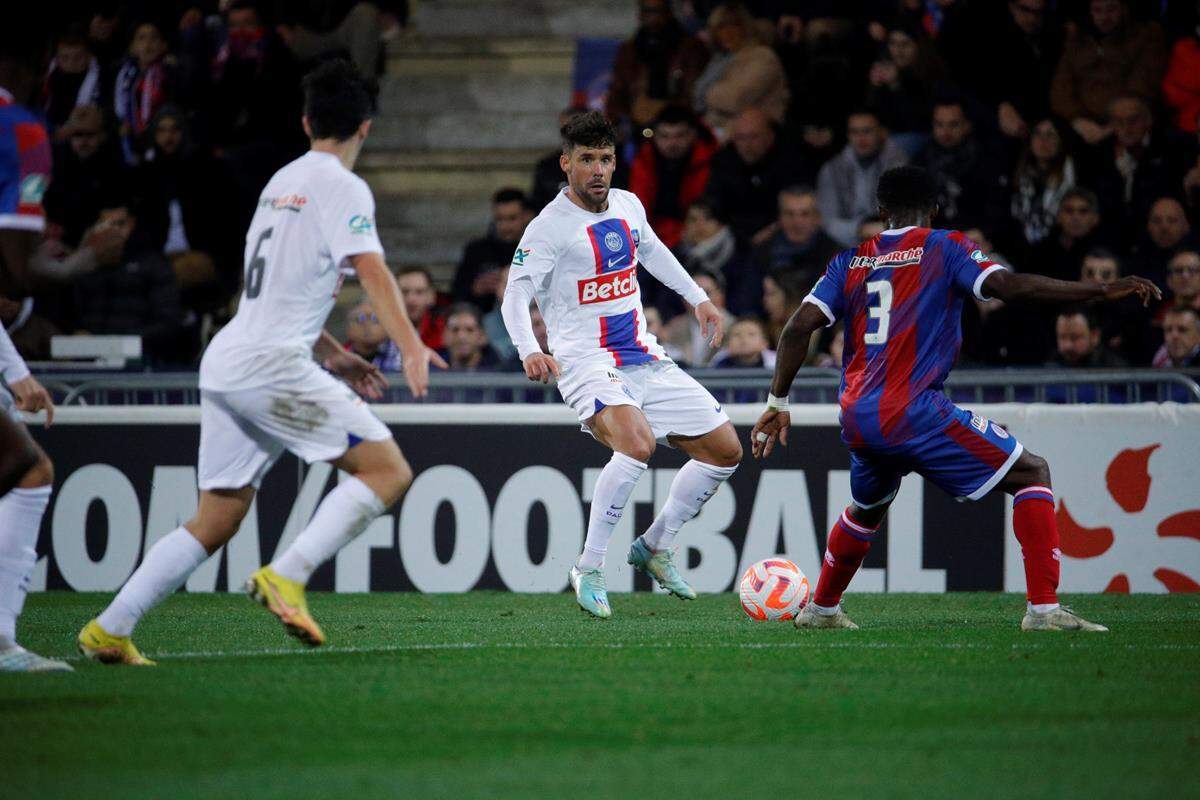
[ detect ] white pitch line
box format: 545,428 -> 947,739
56,639 -> 1200,662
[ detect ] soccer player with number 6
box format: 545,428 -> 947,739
78,60 -> 445,664
752,166 -> 1160,632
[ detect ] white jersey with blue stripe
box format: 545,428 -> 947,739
505,188 -> 708,370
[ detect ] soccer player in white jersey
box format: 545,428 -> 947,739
502,111 -> 743,618
0,326 -> 64,672
78,61 -> 445,665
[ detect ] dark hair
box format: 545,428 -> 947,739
1083,247 -> 1121,271
1165,306 -> 1200,327
397,265 -> 434,285
1058,305 -> 1100,331
492,187 -> 530,208
779,185 -> 817,205
691,267 -> 725,291
653,104 -> 697,129
444,302 -> 483,325
1060,187 -> 1099,211
688,198 -> 725,224
561,110 -> 617,153
302,59 -> 373,141
876,166 -> 937,218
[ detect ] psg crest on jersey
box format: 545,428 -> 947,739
604,231 -> 623,251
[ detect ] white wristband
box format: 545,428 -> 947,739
766,393 -> 789,412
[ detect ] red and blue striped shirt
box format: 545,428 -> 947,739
805,226 -> 1006,448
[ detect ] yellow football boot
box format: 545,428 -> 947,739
77,619 -> 156,666
245,566 -> 326,647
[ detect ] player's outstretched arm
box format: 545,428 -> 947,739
983,270 -> 1162,308
752,302 -> 827,460
350,252 -> 447,398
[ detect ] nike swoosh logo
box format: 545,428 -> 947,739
607,257 -> 623,268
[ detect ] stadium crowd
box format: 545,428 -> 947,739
4,0 -> 1200,376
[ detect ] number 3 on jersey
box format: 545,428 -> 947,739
244,227 -> 273,299
864,280 -> 892,345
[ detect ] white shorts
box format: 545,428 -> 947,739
197,364 -> 391,490
557,360 -> 729,444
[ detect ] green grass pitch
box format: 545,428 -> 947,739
3,592 -> 1198,800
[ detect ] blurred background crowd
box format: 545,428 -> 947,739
3,0 -> 1199,380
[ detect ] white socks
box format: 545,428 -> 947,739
271,476 -> 385,584
641,460 -> 738,552
97,526 -> 208,637
1029,602 -> 1061,614
578,452 -> 648,571
0,486 -> 51,649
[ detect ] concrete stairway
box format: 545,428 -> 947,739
357,0 -> 635,286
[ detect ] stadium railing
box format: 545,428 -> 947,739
32,368 -> 1200,406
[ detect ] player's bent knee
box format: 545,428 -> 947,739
624,434 -> 656,464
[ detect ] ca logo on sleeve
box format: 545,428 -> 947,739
348,215 -> 375,235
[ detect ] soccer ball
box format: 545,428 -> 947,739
739,558 -> 810,621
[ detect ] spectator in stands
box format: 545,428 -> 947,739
1131,197 -> 1195,286
629,106 -> 717,250
201,2 -> 303,169
1050,0 -> 1167,145
1156,249 -> 1200,323
1078,247 -> 1153,363
606,0 -> 709,130
711,316 -> 775,369
453,189 -> 533,312
71,199 -> 184,365
761,272 -> 806,347
692,3 -> 789,135
42,33 -> 103,137
1162,21 -> 1200,135
135,106 -> 242,315
817,109 -> 908,247
43,105 -> 127,248
663,268 -> 733,366
865,23 -> 946,154
1008,116 -> 1078,251
86,9 -> 123,71
957,0 -> 1064,142
530,107 -> 585,210
344,299 -> 399,370
1091,97 -> 1193,249
275,1 -> 387,79
1052,306 -> 1128,367
438,302 -> 500,370
397,266 -> 445,350
643,305 -> 666,342
114,21 -> 177,164
1028,187 -> 1103,281
1153,306 -> 1200,367
915,97 -> 1008,233
752,186 -> 838,289
704,108 -> 807,246
677,199 -> 753,315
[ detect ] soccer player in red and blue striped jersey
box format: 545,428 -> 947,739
752,166 -> 1160,632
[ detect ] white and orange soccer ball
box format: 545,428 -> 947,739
739,557 -> 810,621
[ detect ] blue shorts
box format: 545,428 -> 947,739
849,405 -> 1023,507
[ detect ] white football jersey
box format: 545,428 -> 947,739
506,189 -> 707,370
200,151 -> 383,391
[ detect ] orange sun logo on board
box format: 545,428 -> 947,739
1057,445 -> 1200,593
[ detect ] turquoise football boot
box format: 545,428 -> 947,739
627,537 -> 697,600
569,565 -> 612,619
